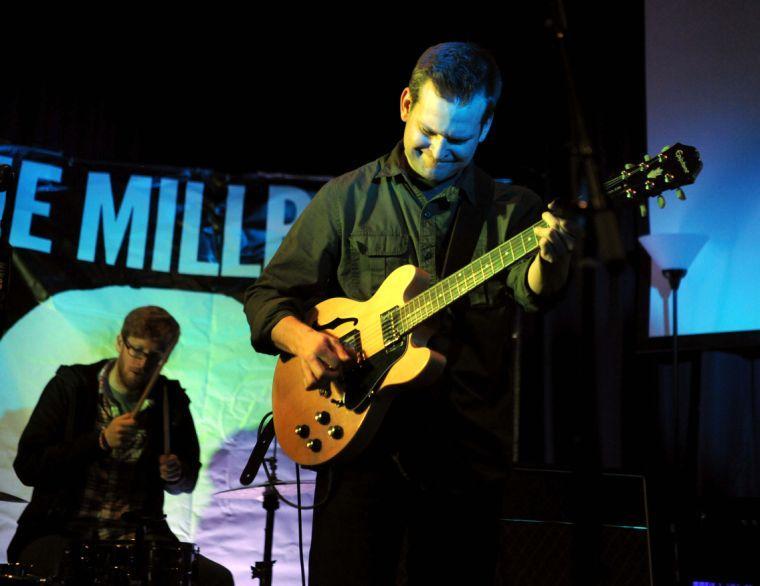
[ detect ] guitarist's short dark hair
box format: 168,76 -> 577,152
408,42 -> 502,124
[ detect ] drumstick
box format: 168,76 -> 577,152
163,388 -> 170,455
130,334 -> 178,418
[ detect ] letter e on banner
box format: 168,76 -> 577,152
10,161 -> 62,253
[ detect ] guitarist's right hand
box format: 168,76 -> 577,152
271,315 -> 354,389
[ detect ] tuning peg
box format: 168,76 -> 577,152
644,154 -> 652,162
661,145 -> 672,152
676,188 -> 686,201
657,195 -> 666,209
624,163 -> 635,170
639,204 -> 648,218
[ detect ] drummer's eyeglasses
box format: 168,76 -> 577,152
121,337 -> 164,362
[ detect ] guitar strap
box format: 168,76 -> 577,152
441,170 -> 493,279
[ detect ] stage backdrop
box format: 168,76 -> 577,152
0,145 -> 327,584
645,0 -> 760,338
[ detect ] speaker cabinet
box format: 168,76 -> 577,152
497,468 -> 653,586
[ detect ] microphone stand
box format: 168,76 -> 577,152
240,414 -> 278,585
545,2 -> 625,583
251,456 -> 280,586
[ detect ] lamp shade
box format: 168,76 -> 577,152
639,233 -> 708,271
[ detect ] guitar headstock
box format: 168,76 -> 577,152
605,143 -> 703,213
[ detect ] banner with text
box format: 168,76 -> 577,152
0,145 -> 327,583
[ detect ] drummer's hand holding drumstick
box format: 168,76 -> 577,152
102,413 -> 138,449
160,454 -> 182,483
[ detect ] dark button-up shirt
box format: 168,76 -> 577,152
244,143 -> 546,480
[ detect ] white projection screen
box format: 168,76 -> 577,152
645,0 -> 760,345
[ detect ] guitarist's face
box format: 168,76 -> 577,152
400,80 -> 492,185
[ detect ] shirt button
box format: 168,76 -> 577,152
423,210 -> 432,219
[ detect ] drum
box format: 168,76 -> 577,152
64,540 -> 137,585
0,563 -> 49,584
145,542 -> 198,586
62,539 -> 198,585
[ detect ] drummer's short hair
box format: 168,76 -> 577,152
121,306 -> 180,345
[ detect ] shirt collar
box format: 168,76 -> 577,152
98,359 -> 152,414
375,142 -> 479,205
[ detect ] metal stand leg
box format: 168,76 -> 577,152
251,458 -> 279,586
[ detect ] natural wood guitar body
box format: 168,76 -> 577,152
271,143 -> 702,467
273,265 -> 445,466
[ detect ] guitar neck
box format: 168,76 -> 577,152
395,140 -> 703,336
398,218 -> 547,334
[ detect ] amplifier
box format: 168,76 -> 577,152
497,467 -> 653,586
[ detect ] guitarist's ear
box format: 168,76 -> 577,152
400,87 -> 413,122
478,114 -> 493,143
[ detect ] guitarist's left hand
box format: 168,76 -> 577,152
529,201 -> 582,295
534,200 -> 581,264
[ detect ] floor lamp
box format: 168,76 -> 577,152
640,232 -> 708,585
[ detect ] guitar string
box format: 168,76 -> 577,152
399,222 -> 542,333
359,222 -> 542,351
348,220 -> 544,354
349,152 -> 671,352
338,155 -> 681,366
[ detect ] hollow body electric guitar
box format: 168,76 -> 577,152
273,144 -> 703,466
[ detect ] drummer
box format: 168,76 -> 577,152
7,306 -> 233,585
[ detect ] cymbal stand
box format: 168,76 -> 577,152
251,456 -> 279,586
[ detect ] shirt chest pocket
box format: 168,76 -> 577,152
348,232 -> 411,299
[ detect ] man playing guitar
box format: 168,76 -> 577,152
245,42 -> 577,585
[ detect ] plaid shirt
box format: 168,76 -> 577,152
76,360 -> 153,540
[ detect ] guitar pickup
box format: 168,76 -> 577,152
380,306 -> 402,346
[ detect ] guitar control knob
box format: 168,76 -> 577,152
315,411 -> 331,425
327,425 -> 344,440
306,439 -> 322,452
294,425 -> 310,438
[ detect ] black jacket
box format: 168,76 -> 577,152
8,360 -> 201,560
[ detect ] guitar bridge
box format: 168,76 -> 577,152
340,330 -> 363,362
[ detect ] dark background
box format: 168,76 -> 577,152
1,6 -> 645,190
8,5 -> 756,583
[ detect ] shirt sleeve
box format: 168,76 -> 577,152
14,367 -> 105,488
164,382 -> 201,495
500,185 -> 564,313
243,182 -> 342,355
506,255 -> 543,313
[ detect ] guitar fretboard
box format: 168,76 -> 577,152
398,218 -> 547,334
394,141 -> 702,337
